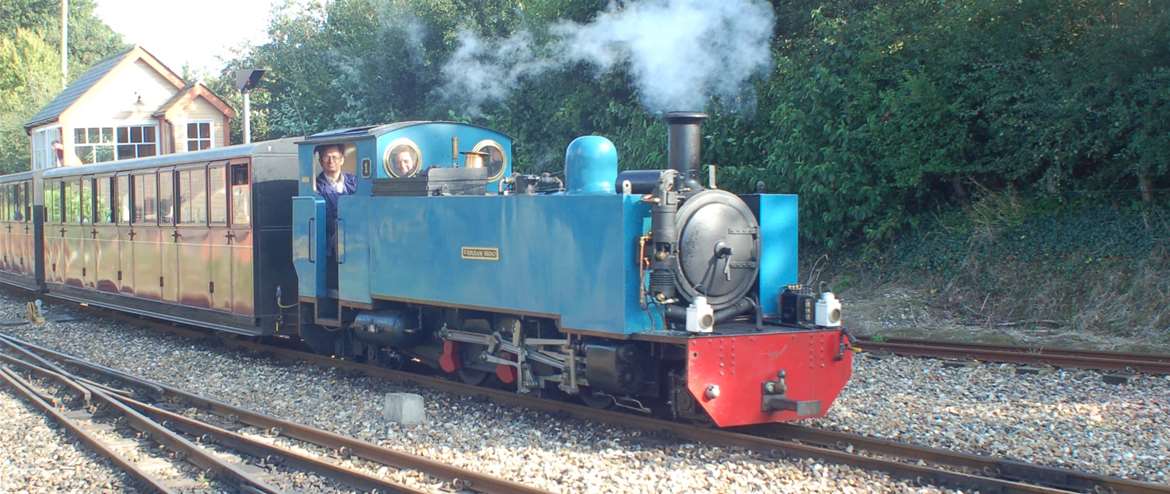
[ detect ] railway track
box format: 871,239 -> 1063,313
23,303 -> 1170,494
0,332 -> 550,494
6,293 -> 1170,493
856,337 -> 1170,374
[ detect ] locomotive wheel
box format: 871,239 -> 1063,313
300,323 -> 342,355
453,343 -> 492,385
457,367 -> 490,386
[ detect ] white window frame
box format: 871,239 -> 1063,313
185,119 -> 214,152
31,126 -> 61,170
72,126 -> 116,164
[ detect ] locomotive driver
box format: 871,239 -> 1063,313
315,144 -> 356,288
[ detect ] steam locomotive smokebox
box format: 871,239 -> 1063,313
373,167 -> 488,196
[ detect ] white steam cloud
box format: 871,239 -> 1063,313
440,0 -> 776,114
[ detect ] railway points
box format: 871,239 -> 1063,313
3,292 -> 1167,493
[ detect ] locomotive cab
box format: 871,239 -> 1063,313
291,122 -> 513,347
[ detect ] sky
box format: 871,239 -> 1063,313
94,0 -> 278,79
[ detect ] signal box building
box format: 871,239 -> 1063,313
23,46 -> 236,170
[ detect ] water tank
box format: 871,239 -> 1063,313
564,136 -> 618,194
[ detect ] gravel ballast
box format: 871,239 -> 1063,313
2,291 -> 1166,491
815,354 -> 1170,484
0,295 -> 957,494
0,387 -> 137,493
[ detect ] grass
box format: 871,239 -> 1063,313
808,193 -> 1170,351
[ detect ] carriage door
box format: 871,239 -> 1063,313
131,171 -> 161,300
207,162 -> 232,312
158,169 -> 180,302
78,177 -> 95,288
1,184 -> 12,272
176,165 -> 211,308
20,181 -> 33,276
12,182 -> 30,274
60,179 -> 80,286
43,180 -> 62,284
94,175 -> 120,292
115,174 -> 133,293
228,161 -> 254,316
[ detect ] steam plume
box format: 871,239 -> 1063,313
440,0 -> 776,114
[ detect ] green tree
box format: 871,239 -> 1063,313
0,0 -> 122,171
0,29 -> 62,173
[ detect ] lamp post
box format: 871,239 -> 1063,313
235,69 -> 266,144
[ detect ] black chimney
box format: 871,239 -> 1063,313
665,111 -> 708,191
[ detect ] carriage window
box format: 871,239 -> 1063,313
20,182 -> 29,222
178,168 -> 207,225
143,174 -> 157,223
117,175 -> 130,224
1,185 -> 9,222
46,181 -> 60,223
1,185 -> 10,222
63,181 -> 75,223
95,177 -> 112,224
158,171 -> 174,225
208,165 -> 227,225
79,178 -> 92,225
7,185 -> 16,221
230,164 -> 250,226
44,183 -> 51,223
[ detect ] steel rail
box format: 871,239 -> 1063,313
0,332 -> 551,494
0,347 -> 286,494
0,366 -> 177,493
115,394 -> 430,494
856,337 -> 1170,374
13,301 -> 1170,493
0,329 -> 1097,494
745,424 -> 1170,494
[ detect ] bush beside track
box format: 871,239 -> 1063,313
817,196 -> 1170,351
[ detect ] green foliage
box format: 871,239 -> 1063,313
0,0 -> 123,172
208,0 -> 1168,249
0,29 -> 61,174
760,0 -> 1170,247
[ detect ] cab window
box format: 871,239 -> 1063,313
312,143 -> 357,191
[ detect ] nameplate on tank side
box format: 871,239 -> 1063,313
460,246 -> 500,261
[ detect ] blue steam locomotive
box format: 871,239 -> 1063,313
0,113 -> 852,427
290,113 -> 852,427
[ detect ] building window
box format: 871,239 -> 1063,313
186,121 -> 212,151
116,125 -> 157,160
74,127 -> 115,164
31,127 -> 61,169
